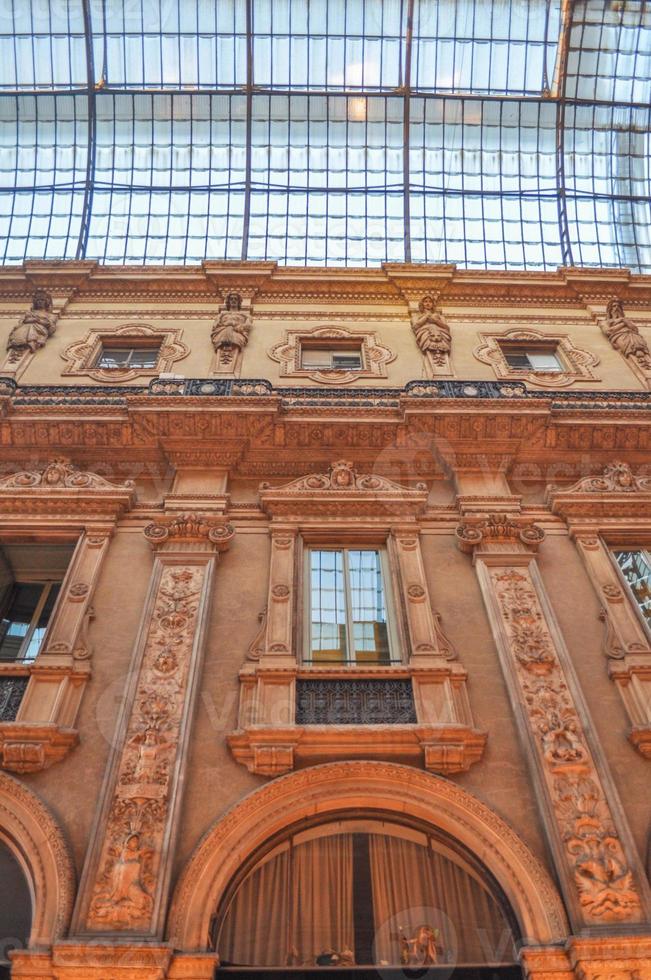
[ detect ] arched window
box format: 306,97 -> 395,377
0,838 -> 31,979
215,817 -> 519,970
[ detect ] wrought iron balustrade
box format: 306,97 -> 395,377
295,678 -> 417,726
0,677 -> 29,722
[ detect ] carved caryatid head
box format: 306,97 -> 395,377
32,289 -> 53,313
225,292 -> 242,311
606,297 -> 624,321
418,293 -> 436,313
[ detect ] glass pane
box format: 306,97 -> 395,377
504,353 -> 531,369
0,583 -> 45,660
97,347 -> 132,368
332,354 -> 362,370
310,550 -> 347,662
23,583 -> 60,660
301,348 -> 334,368
615,551 -> 651,627
128,347 -> 160,368
348,550 -> 390,665
527,351 -> 562,371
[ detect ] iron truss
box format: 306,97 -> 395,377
0,0 -> 649,269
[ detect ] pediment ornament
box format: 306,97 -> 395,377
0,458 -> 134,491
260,459 -> 427,495
549,461 -> 651,495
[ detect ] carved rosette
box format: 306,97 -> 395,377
85,563 -> 207,931
486,565 -> 644,924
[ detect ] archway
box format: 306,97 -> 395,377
169,762 -> 568,954
0,772 -> 75,949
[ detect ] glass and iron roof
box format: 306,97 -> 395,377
0,0 -> 650,270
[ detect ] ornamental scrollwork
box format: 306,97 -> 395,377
548,460 -> 651,495
260,459 -> 427,494
0,458 -> 135,491
456,514 -> 545,553
144,514 -> 235,550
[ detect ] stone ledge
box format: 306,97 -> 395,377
227,723 -> 487,777
0,722 -> 79,773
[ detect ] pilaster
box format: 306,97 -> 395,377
71,514 -> 234,939
456,511 -> 651,932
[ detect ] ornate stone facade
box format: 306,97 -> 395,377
0,263 -> 650,980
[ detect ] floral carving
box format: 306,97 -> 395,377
549,461 -> 651,495
0,458 -> 135,491
144,514 -> 234,549
87,564 -> 206,930
490,567 -> 642,923
7,289 -> 57,361
603,298 -> 651,372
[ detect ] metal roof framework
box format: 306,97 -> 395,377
0,0 -> 649,270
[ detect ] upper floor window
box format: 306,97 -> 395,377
95,343 -> 160,370
0,544 -> 72,662
307,548 -> 394,665
614,550 -> 651,629
301,343 -> 363,372
501,343 -> 563,372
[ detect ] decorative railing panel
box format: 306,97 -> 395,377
295,678 -> 417,726
0,677 -> 28,722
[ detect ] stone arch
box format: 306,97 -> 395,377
168,760 -> 568,951
0,772 -> 75,946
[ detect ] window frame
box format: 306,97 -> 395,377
302,544 -> 401,667
611,546 -> 651,640
0,578 -> 62,663
500,342 -> 564,373
94,340 -> 162,371
299,339 -> 365,372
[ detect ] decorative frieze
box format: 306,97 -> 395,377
72,517 -> 234,937
464,524 -> 651,929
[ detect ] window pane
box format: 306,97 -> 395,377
348,550 -> 390,665
527,351 -> 562,371
97,347 -> 131,368
310,550 -> 347,662
301,348 -> 334,368
23,583 -> 61,660
128,347 -> 159,368
0,583 -> 45,660
97,346 -> 159,368
332,354 -> 362,370
615,551 -> 651,627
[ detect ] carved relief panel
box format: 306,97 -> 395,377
72,515 -> 234,937
459,515 -> 651,929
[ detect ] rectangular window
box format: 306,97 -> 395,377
614,550 -> 651,628
307,548 -> 393,665
0,581 -> 61,661
301,345 -> 363,371
96,344 -> 160,369
502,345 -> 563,372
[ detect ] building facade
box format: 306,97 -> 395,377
0,260 -> 650,979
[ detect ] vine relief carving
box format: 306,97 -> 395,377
602,298 -> 651,372
211,292 -> 252,375
6,289 -> 57,361
86,564 -> 206,930
490,568 -> 642,922
0,458 -> 134,491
